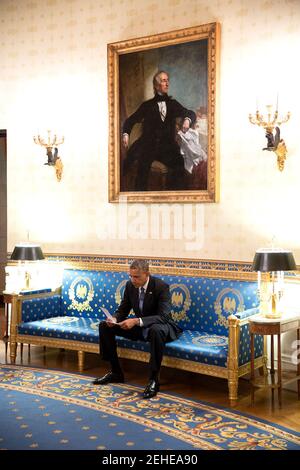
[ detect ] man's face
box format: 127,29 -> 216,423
156,73 -> 169,94
129,268 -> 149,288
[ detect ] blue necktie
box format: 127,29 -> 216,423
139,287 -> 149,340
139,287 -> 145,313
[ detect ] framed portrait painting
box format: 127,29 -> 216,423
108,22 -> 220,203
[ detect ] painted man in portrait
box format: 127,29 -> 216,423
121,71 -> 196,191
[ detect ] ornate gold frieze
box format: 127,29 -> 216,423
8,256 -> 262,281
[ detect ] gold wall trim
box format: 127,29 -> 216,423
8,253 -> 264,281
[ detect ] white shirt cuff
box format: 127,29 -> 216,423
139,318 -> 144,327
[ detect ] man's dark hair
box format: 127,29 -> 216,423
130,259 -> 149,272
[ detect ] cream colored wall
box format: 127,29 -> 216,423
1,0 -> 300,262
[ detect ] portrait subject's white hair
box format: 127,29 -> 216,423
153,70 -> 169,93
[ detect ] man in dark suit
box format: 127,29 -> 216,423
122,71 -> 196,191
93,259 -> 182,398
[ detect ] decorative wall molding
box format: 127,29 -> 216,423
7,252 -> 298,281
45,253 -> 254,269
7,252 -> 257,280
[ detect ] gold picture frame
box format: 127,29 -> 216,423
108,22 -> 220,203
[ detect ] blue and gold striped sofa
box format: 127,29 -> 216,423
10,265 -> 264,404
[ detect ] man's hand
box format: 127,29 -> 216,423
182,118 -> 191,133
122,134 -> 129,149
118,318 -> 139,330
106,319 -> 117,328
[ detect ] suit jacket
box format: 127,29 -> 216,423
123,95 -> 196,152
114,275 -> 182,341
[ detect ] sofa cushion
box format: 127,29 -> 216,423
116,330 -> 229,367
18,317 -> 102,344
165,331 -> 228,366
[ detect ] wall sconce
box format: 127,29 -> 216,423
249,101 -> 290,171
10,244 -> 45,290
33,130 -> 64,181
252,248 -> 296,318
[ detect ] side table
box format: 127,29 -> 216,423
249,313 -> 300,407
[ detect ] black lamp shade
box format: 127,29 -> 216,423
11,245 -> 45,261
252,250 -> 296,272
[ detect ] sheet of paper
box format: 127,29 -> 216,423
100,307 -> 117,323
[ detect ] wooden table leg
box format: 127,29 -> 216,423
270,334 -> 274,373
270,335 -> 274,405
277,334 -> 282,408
277,335 -> 282,408
297,328 -> 300,400
250,332 -> 255,405
4,302 -> 9,356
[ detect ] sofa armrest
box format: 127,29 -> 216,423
238,308 -> 264,365
228,311 -> 264,367
234,307 -> 259,321
20,294 -> 62,322
20,288 -> 53,296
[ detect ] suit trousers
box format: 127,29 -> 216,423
99,321 -> 170,379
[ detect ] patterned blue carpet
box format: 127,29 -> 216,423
0,365 -> 299,450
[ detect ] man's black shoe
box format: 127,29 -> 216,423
92,371 -> 124,385
143,379 -> 160,399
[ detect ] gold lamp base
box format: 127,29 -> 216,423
264,312 -> 282,319
264,293 -> 281,319
19,271 -> 32,291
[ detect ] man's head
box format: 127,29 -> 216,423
153,71 -> 169,95
129,259 -> 150,288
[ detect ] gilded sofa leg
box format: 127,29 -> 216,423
10,342 -> 17,364
228,376 -> 238,406
78,350 -> 85,372
228,314 -> 240,406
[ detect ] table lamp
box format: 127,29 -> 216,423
252,248 -> 296,318
10,244 -> 45,290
